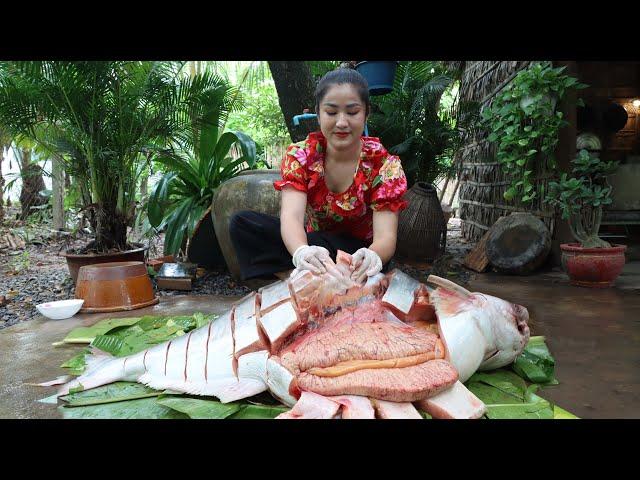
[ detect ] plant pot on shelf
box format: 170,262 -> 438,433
560,243 -> 627,288
355,61 -> 399,96
395,182 -> 447,264
61,243 -> 148,285
212,169 -> 282,280
75,261 -> 158,313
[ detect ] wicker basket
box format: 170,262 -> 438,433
396,182 -> 447,263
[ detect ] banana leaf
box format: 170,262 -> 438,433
512,336 -> 558,384
156,396 -> 242,419
59,382 -> 163,407
228,404 -> 289,419
554,405 -> 579,419
466,370 -> 528,400
59,397 -> 188,419
62,317 -> 142,344
60,348 -> 91,375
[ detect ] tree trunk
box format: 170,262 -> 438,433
268,61 -> 318,142
52,154 -> 64,230
18,148 -> 47,220
92,203 -> 128,252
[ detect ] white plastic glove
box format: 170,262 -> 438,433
292,245 -> 332,274
350,248 -> 382,283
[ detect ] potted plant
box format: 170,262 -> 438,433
0,61 -> 203,282
481,62 -> 588,207
147,71 -> 258,263
545,149 -> 626,287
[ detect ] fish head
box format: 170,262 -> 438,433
473,293 -> 530,371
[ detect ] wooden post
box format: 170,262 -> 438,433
551,61 -> 579,266
52,154 -> 64,231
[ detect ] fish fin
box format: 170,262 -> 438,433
29,375 -> 73,387
137,374 -> 267,403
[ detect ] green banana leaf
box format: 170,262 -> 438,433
62,317 -> 142,344
59,397 -> 188,419
228,404 -> 289,419
512,336 -> 558,384
60,382 -> 163,407
156,396 -> 242,419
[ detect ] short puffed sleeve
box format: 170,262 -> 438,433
369,153 -> 409,212
273,144 -> 308,192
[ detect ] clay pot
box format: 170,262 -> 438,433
560,243 -> 627,288
75,261 -> 159,313
212,170 -> 282,280
62,243 -> 147,284
396,182 -> 447,263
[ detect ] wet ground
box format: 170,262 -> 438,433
0,262 -> 638,419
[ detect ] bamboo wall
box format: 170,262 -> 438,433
455,61 -> 557,242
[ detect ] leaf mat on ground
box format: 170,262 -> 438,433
512,336 -> 558,384
59,382 -> 164,407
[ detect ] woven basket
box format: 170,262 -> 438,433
396,182 -> 447,263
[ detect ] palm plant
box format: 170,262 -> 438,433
368,61 -> 477,187
0,61 -> 195,252
147,72 -> 257,256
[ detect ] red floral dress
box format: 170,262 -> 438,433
273,131 -> 408,242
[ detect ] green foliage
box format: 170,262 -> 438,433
225,80 -> 290,156
482,62 -> 588,206
368,61 -> 478,187
545,149 -> 618,247
512,336 -> 558,384
0,61 -> 213,252
147,73 -> 258,256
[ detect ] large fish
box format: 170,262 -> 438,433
42,251 -> 529,419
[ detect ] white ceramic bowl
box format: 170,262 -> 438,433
36,299 -> 85,320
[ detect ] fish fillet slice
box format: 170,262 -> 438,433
381,269 -> 421,316
234,313 -> 269,358
328,395 -> 375,419
414,381 -> 486,419
276,391 -> 341,419
259,280 -> 292,315
258,300 -> 302,353
370,399 -> 423,419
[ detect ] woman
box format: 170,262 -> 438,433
230,68 -> 408,284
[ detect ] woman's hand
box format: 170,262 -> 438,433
350,248 -> 383,283
292,245 -> 332,274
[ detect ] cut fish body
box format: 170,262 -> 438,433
47,257 -> 529,420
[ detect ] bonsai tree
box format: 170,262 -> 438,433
147,72 -> 258,256
481,62 -> 588,206
0,61 -> 200,253
545,149 -> 619,248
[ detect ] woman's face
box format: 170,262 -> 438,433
318,83 -> 367,152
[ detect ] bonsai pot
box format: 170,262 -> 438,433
75,261 -> 158,313
560,243 -> 627,288
62,242 -> 148,284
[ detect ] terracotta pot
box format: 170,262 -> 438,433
75,261 -> 158,313
62,243 -> 147,284
212,170 -> 282,280
560,243 -> 627,288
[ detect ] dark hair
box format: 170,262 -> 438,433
314,68 -> 370,116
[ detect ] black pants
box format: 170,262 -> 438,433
229,210 -> 381,280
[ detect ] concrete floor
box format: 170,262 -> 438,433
1,263 -> 638,419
